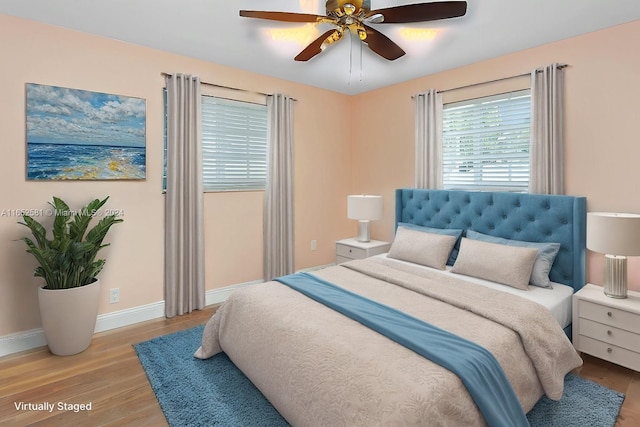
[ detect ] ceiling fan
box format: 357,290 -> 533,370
239,0 -> 467,62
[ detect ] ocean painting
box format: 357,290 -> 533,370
26,83 -> 146,180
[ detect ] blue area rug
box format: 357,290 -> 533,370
134,325 -> 625,427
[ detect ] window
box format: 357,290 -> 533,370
202,97 -> 268,191
442,90 -> 531,192
163,94 -> 268,192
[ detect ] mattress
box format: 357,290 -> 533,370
373,253 -> 575,329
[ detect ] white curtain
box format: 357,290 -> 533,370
414,90 -> 443,189
264,94 -> 295,281
164,74 -> 205,317
530,63 -> 565,194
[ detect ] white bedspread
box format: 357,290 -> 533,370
196,258 -> 582,426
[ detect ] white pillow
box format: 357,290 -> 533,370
465,230 -> 560,289
451,238 -> 538,290
388,227 -> 457,270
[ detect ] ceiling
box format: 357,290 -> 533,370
2,0 -> 640,95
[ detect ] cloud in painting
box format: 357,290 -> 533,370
26,83 -> 146,148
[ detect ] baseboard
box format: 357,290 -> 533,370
205,279 -> 263,306
94,301 -> 166,333
0,328 -> 48,358
0,280 -> 261,358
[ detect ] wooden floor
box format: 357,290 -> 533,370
1,306 -> 638,426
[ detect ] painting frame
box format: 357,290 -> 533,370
26,83 -> 146,181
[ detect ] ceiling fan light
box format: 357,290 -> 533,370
323,29 -> 344,47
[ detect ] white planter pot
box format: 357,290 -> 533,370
38,279 -> 101,356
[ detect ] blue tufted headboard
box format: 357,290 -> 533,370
395,189 -> 586,292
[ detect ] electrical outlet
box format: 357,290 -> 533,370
110,288 -> 120,304
311,240 -> 317,251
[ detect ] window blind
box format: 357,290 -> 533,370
442,90 -> 531,192
201,96 -> 268,192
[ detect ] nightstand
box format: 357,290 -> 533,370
572,283 -> 640,372
335,238 -> 391,264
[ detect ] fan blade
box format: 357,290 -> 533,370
362,25 -> 405,60
295,29 -> 342,62
366,1 -> 467,24
240,10 -> 325,23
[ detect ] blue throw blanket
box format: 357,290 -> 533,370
275,272 -> 529,427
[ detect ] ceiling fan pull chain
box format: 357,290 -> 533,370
348,27 -> 353,85
359,34 -> 363,82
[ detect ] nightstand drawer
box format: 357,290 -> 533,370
579,318 -> 640,353
578,300 -> 640,334
336,244 -> 367,259
579,336 -> 640,372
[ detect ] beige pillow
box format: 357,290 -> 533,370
451,238 -> 538,290
388,227 -> 457,270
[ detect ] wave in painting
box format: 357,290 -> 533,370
27,143 -> 146,180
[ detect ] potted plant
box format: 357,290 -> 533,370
19,196 -> 123,356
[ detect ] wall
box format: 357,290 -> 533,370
2,13 -> 639,341
350,20 -> 640,291
0,14 -> 353,337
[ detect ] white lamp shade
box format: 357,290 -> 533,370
347,195 -> 383,221
587,212 -> 640,256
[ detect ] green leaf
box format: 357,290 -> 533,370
18,196 -> 122,289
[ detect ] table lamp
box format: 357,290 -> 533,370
587,212 -> 640,298
347,195 -> 383,243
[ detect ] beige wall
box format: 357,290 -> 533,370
351,20 -> 640,291
0,14 -> 352,336
2,14 -> 640,338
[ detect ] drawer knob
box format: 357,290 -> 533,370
607,311 -> 612,317
607,347 -> 613,353
607,330 -> 612,336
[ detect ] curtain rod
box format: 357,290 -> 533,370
161,72 -> 297,101
437,64 -> 569,94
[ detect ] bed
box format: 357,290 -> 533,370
196,188 -> 587,426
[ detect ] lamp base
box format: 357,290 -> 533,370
604,254 -> 627,299
357,220 -> 371,243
